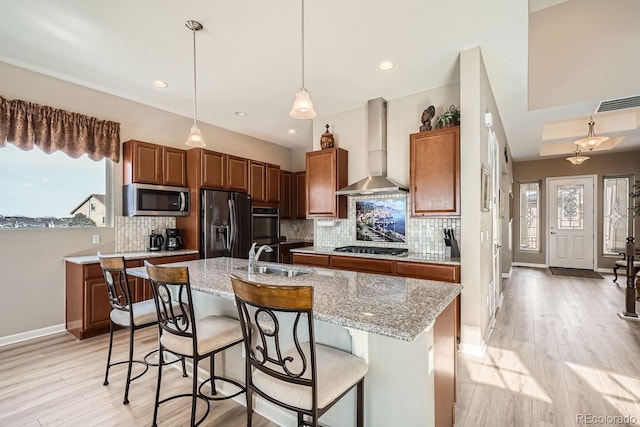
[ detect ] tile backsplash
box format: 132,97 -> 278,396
280,219 -> 314,241
313,194 -> 460,256
115,216 -> 176,252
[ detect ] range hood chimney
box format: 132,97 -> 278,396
335,98 -> 409,196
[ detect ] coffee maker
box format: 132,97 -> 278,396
165,228 -> 183,250
148,230 -> 164,251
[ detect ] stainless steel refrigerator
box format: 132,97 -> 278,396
201,189 -> 252,259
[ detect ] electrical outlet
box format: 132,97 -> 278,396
92,235 -> 100,244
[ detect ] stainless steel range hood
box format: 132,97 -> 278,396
336,98 -> 409,196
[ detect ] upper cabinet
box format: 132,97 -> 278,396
250,161 -> 280,203
249,161 -> 266,202
123,140 -> 186,187
280,171 -> 292,219
410,126 -> 460,217
199,150 -> 226,189
227,155 -> 248,192
280,170 -> 306,219
306,148 -> 348,218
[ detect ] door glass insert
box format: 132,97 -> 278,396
557,184 -> 584,230
603,177 -> 629,255
519,182 -> 540,251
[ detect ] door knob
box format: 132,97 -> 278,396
550,232 -> 557,235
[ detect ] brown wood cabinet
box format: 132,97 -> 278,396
249,161 -> 266,202
434,299 -> 457,427
123,140 -> 186,187
200,149 -> 226,189
281,171 -> 306,219
227,155 -> 248,192
292,253 -> 331,267
331,255 -> 395,275
280,171 -> 293,219
293,171 -> 306,219
410,126 -> 460,217
65,253 -> 199,340
266,164 -> 281,203
306,148 -> 348,218
280,241 -> 313,264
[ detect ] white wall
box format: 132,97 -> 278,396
0,61 -> 293,340
459,46 -> 512,353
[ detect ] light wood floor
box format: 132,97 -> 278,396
456,267 -> 640,427
0,326 -> 276,426
2,268 -> 639,426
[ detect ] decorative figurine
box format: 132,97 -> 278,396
419,105 -> 435,132
320,124 -> 335,149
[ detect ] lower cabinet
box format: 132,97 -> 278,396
65,253 -> 198,340
280,242 -> 313,264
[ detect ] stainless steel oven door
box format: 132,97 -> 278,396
251,207 -> 279,245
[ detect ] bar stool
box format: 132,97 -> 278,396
98,253 -> 187,404
230,274 -> 368,427
145,261 -> 245,427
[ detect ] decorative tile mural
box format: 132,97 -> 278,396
355,198 -> 406,243
313,194 -> 460,256
115,216 -> 176,252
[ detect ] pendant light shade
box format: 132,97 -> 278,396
290,0 -> 316,119
574,117 -> 608,151
566,149 -> 590,165
290,87 -> 316,119
185,20 -> 206,147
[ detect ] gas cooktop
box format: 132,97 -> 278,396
334,246 -> 409,256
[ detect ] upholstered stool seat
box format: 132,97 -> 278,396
160,315 -> 243,357
252,342 -> 368,411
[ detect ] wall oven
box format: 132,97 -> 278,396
251,207 -> 280,245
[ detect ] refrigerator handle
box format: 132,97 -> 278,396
229,199 -> 236,254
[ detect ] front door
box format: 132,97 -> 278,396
547,176 -> 595,269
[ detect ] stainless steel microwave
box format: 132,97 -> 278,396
123,183 -> 190,216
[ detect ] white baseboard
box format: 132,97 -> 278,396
512,262 -> 547,269
497,292 -> 504,309
0,324 -> 66,347
501,267 -> 512,279
597,267 -> 614,274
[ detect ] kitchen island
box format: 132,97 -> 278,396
128,257 -> 461,427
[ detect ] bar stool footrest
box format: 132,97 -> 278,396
157,393 -> 211,426
198,376 -> 246,401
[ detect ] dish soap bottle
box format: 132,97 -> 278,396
248,242 -> 257,275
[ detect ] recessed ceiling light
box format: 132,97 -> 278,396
234,111 -> 247,117
151,80 -> 168,88
377,61 -> 394,71
287,129 -> 297,135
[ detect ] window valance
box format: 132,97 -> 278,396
0,95 -> 120,162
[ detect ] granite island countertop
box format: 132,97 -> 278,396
290,246 -> 461,265
63,249 -> 199,264
126,257 -> 462,342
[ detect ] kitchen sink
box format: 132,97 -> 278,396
235,265 -> 309,277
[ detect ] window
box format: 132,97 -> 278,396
519,182 -> 540,251
0,144 -> 107,228
603,176 -> 630,255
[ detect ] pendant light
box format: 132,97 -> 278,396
566,147 -> 590,165
290,0 -> 316,119
185,20 -> 205,147
574,117 -> 608,151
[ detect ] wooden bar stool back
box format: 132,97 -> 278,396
230,274 -> 368,427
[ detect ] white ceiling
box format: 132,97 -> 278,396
0,0 -> 638,161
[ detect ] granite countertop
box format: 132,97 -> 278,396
290,246 -> 461,265
63,249 -> 199,265
126,257 -> 461,342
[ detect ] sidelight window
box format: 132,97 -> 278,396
603,176 -> 630,255
519,182 -> 540,251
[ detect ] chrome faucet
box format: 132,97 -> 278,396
248,243 -> 273,274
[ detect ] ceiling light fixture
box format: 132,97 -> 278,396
151,80 -> 168,88
289,0 -> 316,119
185,20 -> 205,147
566,147 -> 590,165
574,117 -> 608,151
378,61 -> 394,71
234,111 -> 247,117
287,129 -> 297,134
